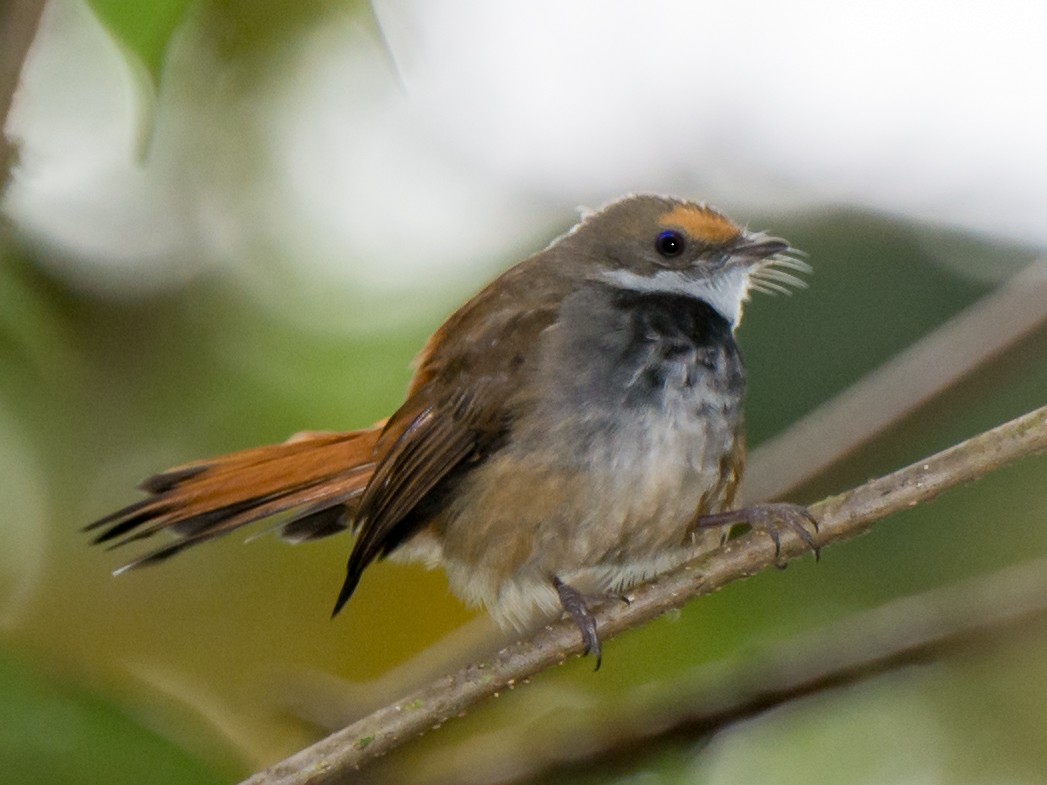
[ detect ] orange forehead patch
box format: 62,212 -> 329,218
658,204 -> 741,245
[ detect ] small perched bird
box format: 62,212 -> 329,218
88,194 -> 816,664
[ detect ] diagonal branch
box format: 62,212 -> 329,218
243,403 -> 1047,785
411,555 -> 1047,785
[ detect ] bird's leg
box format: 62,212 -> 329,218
694,502 -> 820,566
554,577 -> 602,670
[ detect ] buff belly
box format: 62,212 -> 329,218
436,392 -> 739,630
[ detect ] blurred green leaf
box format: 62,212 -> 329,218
86,0 -> 194,86
205,0 -> 367,61
83,0 -> 375,88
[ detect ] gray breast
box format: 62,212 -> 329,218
523,281 -> 746,465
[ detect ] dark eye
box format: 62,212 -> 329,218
655,230 -> 686,258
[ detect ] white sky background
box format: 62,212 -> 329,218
4,0 -> 1046,305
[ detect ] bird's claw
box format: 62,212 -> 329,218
554,577 -> 603,670
695,502 -> 820,566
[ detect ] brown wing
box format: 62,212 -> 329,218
331,272 -> 566,613
331,386 -> 507,613
86,429 -> 381,569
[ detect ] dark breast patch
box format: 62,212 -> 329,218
610,288 -> 745,407
525,282 -> 747,446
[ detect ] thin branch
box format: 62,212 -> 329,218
409,556 -> 1047,785
243,403 -> 1047,785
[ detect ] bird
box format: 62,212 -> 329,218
87,194 -> 817,665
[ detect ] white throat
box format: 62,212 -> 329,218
599,267 -> 751,328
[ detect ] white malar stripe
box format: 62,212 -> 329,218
598,266 -> 752,328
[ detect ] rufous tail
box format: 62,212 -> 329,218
85,429 -> 381,571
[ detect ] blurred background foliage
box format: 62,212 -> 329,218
2,1 -> 1046,784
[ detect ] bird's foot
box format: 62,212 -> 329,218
554,577 -> 602,670
695,502 -> 820,566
